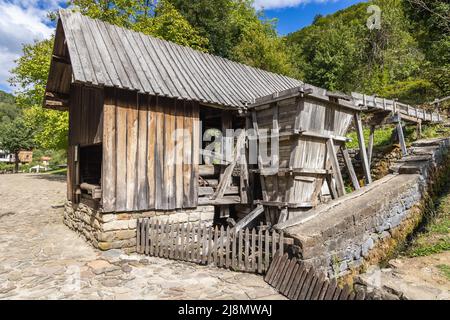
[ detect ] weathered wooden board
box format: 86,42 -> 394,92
253,94 -> 354,210
101,88 -> 199,212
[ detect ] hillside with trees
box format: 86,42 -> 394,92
285,0 -> 449,104
7,0 -> 449,152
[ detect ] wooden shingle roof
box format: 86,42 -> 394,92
52,9 -> 303,109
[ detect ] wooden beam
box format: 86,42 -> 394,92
253,168 -> 332,176
367,125 -> 375,165
341,146 -> 360,191
396,114 -> 408,156
199,165 -> 220,177
417,120 -> 422,139
326,138 -> 346,197
212,130 -> 246,200
234,205 -> 264,232
354,113 -> 372,185
252,111 -> 269,202
277,207 -> 289,224
254,201 -> 313,209
52,55 -> 71,65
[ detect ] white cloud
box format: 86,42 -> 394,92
254,0 -> 335,10
0,0 -> 64,92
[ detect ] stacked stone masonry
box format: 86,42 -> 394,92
64,202 -> 215,253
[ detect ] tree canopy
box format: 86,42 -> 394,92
7,0 -> 449,152
0,117 -> 35,171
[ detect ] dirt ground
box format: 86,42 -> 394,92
0,173 -> 283,300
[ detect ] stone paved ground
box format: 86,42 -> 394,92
0,174 -> 283,300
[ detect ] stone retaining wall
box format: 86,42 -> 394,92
64,202 -> 215,253
283,137 -> 450,278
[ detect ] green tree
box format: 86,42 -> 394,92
0,118 -> 35,172
9,39 -> 69,150
170,0 -> 297,77
0,90 -> 20,125
133,1 -> 209,51
69,0 -> 209,51
404,0 -> 450,96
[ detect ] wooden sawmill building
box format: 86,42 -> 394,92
44,10 -> 442,252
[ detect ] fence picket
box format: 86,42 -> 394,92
264,229 -> 270,272
219,226 -> 225,267
145,219 -> 150,255
251,228 -> 256,272
225,226 -> 231,268
231,229 -> 237,270
238,230 -> 243,270
136,220 -> 287,275
207,227 -> 213,265
244,229 -> 250,271
136,219 -> 141,253
213,226 -> 219,264
258,228 -> 263,274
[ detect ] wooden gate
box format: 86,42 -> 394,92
137,218 -> 292,274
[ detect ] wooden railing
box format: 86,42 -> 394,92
136,219 -> 292,274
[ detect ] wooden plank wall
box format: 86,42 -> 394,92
102,88 -> 199,213
69,85 -> 104,147
254,97 -> 354,211
67,84 -> 104,203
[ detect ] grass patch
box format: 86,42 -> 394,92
346,126 -> 395,149
406,185 -> 450,258
346,123 -> 450,150
436,265 -> 450,281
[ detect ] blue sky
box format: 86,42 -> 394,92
0,0 -> 368,93
262,0 -> 367,35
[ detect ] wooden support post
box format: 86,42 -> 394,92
396,113 -> 408,156
252,111 -> 268,202
277,207 -> 289,224
326,138 -> 346,197
367,125 -> 375,166
341,145 -> 360,191
354,113 -> 372,185
219,111 -> 233,217
417,120 -> 422,139
212,130 -> 246,200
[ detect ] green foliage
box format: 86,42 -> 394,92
346,125 -> 395,149
133,1 -> 209,51
407,183 -> 450,257
0,90 -> 20,125
170,0 -> 298,77
436,264 -> 450,280
403,0 -> 450,95
167,0 -> 236,57
9,38 -> 68,150
0,117 -> 35,172
286,0 -> 448,103
69,0 -> 209,51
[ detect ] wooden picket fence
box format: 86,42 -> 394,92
136,218 -> 292,274
265,253 -> 366,300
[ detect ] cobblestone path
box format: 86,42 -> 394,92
0,174 -> 283,300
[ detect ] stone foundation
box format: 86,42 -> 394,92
282,137 -> 450,278
64,202 -> 215,253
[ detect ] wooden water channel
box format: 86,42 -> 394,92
136,218 -> 293,274
265,253 -> 366,300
